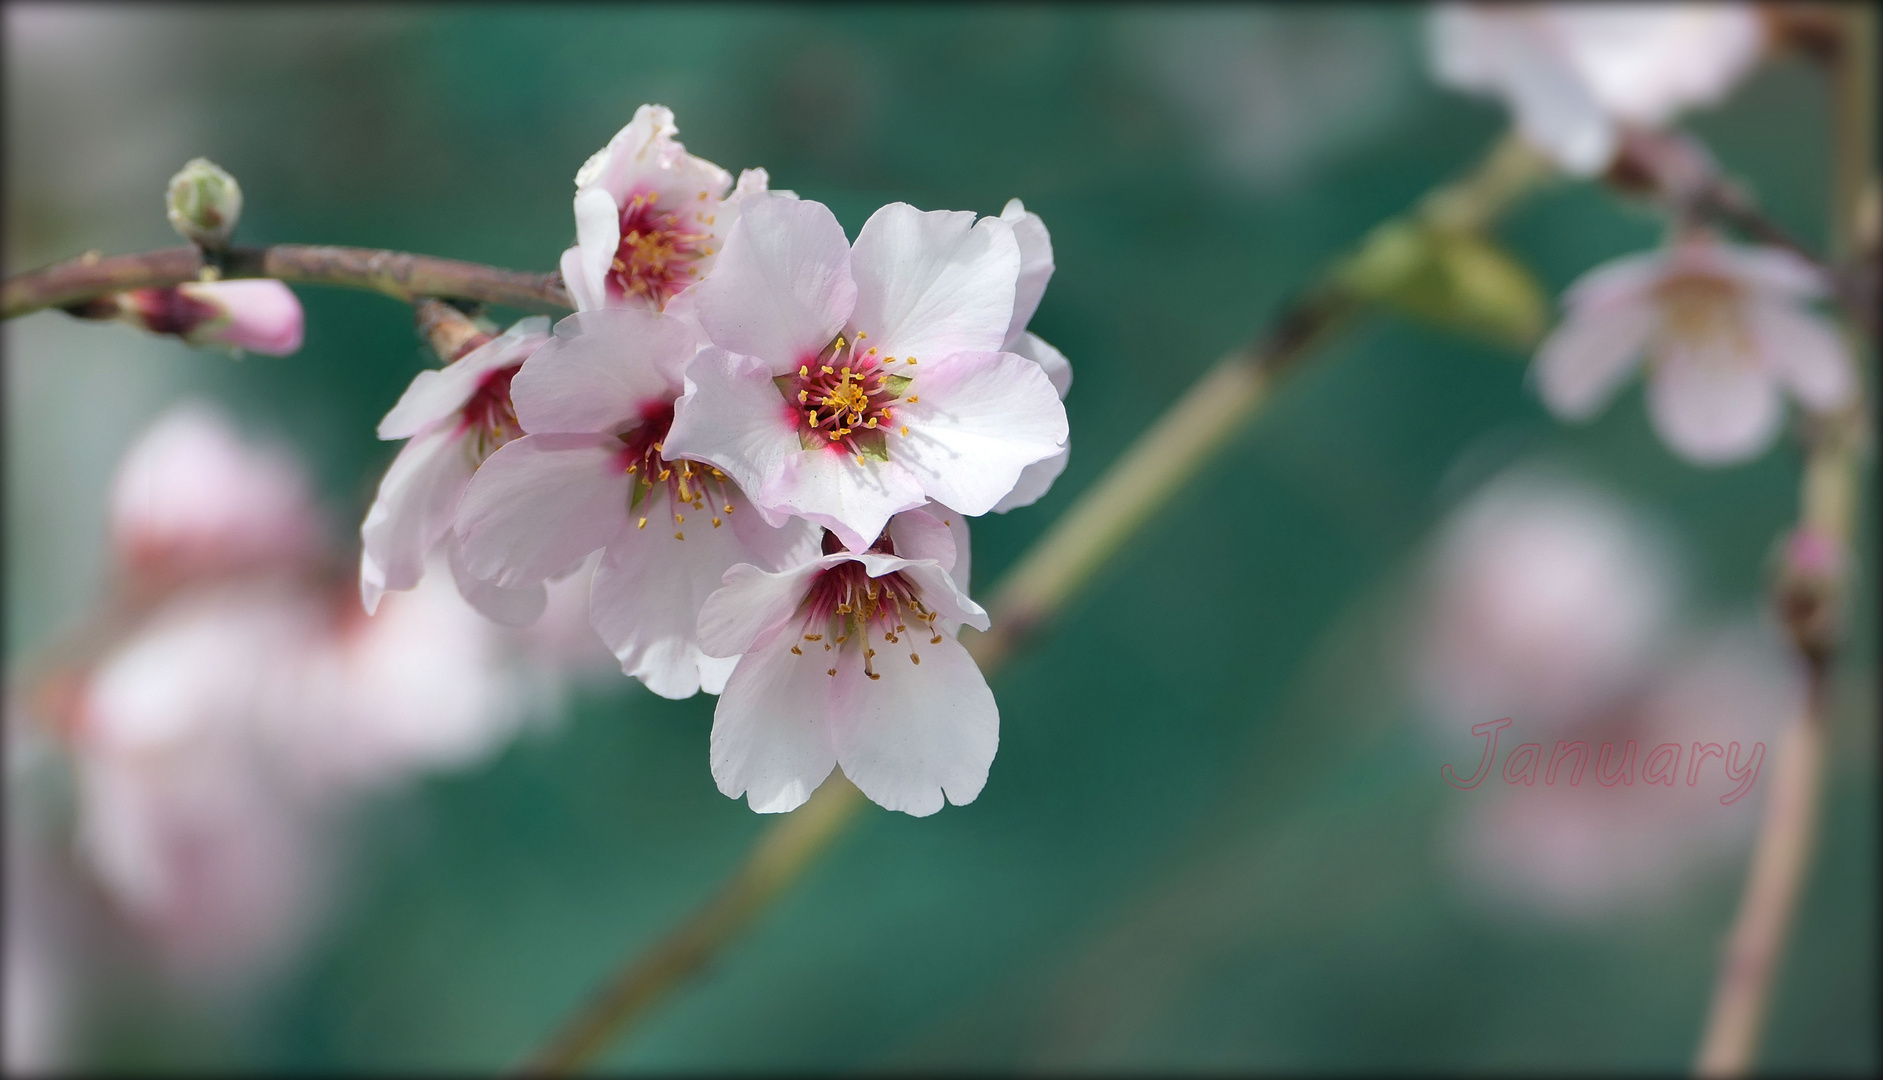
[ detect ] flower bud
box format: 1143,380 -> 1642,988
165,158 -> 243,250
111,280 -> 304,356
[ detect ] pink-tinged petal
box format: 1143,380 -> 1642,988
444,533 -> 547,627
695,195 -> 855,365
454,434 -> 631,587
559,246 -> 604,317
1646,347 -> 1783,464
697,557 -> 836,659
850,203 -> 1019,361
993,442 -> 1070,514
378,317 -> 551,440
766,448 -> 927,552
710,627 -> 841,813
886,558 -> 988,632
1560,250 -> 1671,315
583,106 -> 732,212
942,510 -> 972,594
1750,300 -> 1854,412
889,350 -> 1068,516
827,628 -> 998,817
1559,4 -> 1765,126
1010,331 -> 1072,398
1000,198 -> 1055,346
512,310 -> 694,435
732,168 -> 772,198
887,507 -> 956,575
665,347 -> 805,505
590,489 -> 816,699
360,426 -> 477,614
1715,245 -> 1831,300
572,186 -> 623,312
1533,301 -> 1657,420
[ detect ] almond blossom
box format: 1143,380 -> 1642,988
454,307 -> 821,699
669,196 -> 1069,550
560,103 -> 771,314
1534,235 -> 1855,464
360,316 -> 552,624
697,506 -> 994,816
1429,3 -> 1766,175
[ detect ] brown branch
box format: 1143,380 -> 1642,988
3,244 -> 571,320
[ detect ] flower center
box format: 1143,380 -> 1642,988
775,333 -> 916,464
787,536 -> 942,681
459,365 -> 524,457
1652,273 -> 1752,363
611,191 -> 713,307
617,404 -> 733,541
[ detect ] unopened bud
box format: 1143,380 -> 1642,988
166,158 -> 244,251
98,280 -> 304,356
1340,221 -> 1546,350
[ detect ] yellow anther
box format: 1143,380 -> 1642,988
674,531 -> 685,540
791,645 -> 803,655
906,395 -> 919,403
675,514 -> 684,523
910,654 -> 921,665
698,191 -> 708,200
712,517 -> 722,528
804,634 -> 823,641
900,425 -> 909,436
866,347 -> 876,355
799,365 -> 809,377
723,503 -> 734,513
867,672 -> 881,681
637,517 -> 648,529
821,365 -> 834,374
798,390 -> 809,403
906,357 -> 918,365
930,634 -> 943,644
827,668 -> 837,677
658,469 -> 672,481
865,418 -> 878,427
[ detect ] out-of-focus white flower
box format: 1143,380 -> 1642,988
95,281 -> 305,356
1429,3 -> 1766,175
456,307 -> 820,699
1449,622 -> 1799,920
669,197 -> 1068,550
990,198 -> 1073,513
1535,235 -> 1854,463
698,507 -> 995,816
1411,470 -> 1678,738
360,317 -> 551,624
559,104 -> 769,314
110,403 -> 321,581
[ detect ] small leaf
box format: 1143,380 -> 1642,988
881,374 -> 913,398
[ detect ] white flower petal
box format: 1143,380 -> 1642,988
1533,299 -> 1657,420
764,448 -> 927,553
889,350 -> 1068,516
1646,347 -> 1783,464
1717,245 -> 1831,300
697,557 -> 836,659
886,507 -> 956,573
1010,331 -> 1073,398
850,203 -> 1020,361
512,309 -> 695,435
560,244 -> 606,316
695,195 -> 856,366
573,186 -> 624,313
665,347 -> 805,502
1558,4 -> 1765,126
1560,250 -> 1671,313
1750,300 -> 1854,412
992,442 -> 1070,514
377,318 -> 550,440
590,488 -> 816,700
999,199 -> 1054,346
710,626 -> 840,813
445,533 -> 547,627
360,426 -> 476,614
455,434 -> 631,587
827,628 -> 998,817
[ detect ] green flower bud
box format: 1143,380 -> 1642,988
165,158 -> 243,251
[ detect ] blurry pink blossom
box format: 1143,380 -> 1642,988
1411,471 -> 1678,738
1535,235 -> 1854,463
1429,3 -> 1765,175
110,403 -> 322,583
1447,623 -> 1800,920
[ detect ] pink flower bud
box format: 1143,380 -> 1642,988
1782,525 -> 1844,584
116,280 -> 304,356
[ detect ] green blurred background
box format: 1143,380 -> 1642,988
4,3 -> 1874,1072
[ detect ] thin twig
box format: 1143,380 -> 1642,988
513,134 -> 1555,1076
3,244 -> 570,319
1693,4 -> 1876,1074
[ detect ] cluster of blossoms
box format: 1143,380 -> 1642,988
41,405 -> 603,985
362,106 -> 1072,816
1430,2 -> 1857,465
